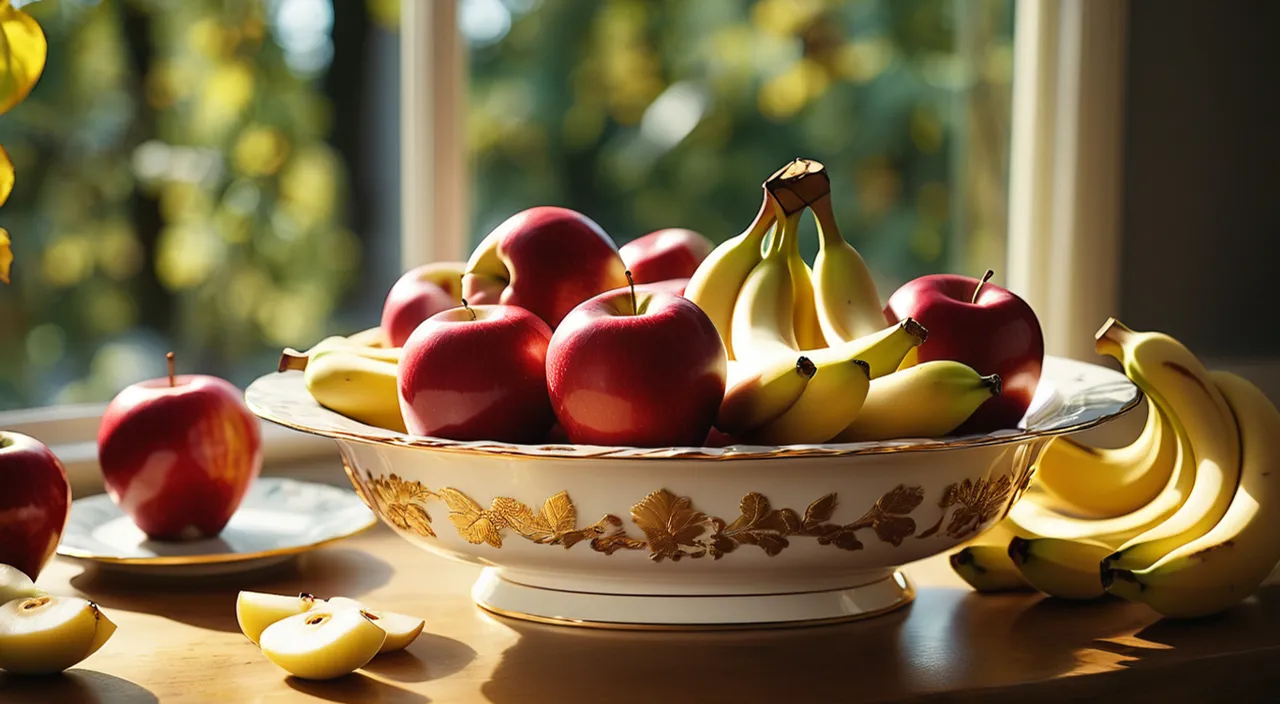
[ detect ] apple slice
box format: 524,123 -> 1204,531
326,596 -> 424,653
0,595 -> 117,675
259,607 -> 386,680
236,591 -> 318,645
0,564 -> 45,606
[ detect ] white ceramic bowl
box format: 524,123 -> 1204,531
246,355 -> 1138,629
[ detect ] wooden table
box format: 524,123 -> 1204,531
6,494 -> 1280,702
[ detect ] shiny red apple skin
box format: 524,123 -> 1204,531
463,206 -> 629,329
547,288 -> 727,448
619,229 -> 714,284
398,304 -> 555,443
0,432 -> 71,580
637,278 -> 690,297
97,376 -> 263,540
885,274 -> 1044,433
381,262 -> 465,347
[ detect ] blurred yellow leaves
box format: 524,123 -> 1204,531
235,125 -> 290,177
0,144 -> 12,207
0,228 -> 11,284
1,0 -> 46,115
759,59 -> 829,121
2,0 -> 48,284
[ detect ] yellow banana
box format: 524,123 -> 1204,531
1034,401 -> 1179,519
791,260 -> 824,352
1006,432 -> 1194,546
809,191 -> 888,344
806,318 -> 928,380
746,356 -> 870,446
833,360 -> 1000,442
1105,372 -> 1280,618
716,356 -> 817,437
730,200 -> 801,365
1008,537 -> 1114,600
1096,319 -> 1241,573
278,326 -> 391,372
949,522 -> 1033,593
302,348 -> 406,433
683,189 -> 775,360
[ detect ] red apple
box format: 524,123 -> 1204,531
463,206 -> 629,329
619,228 -> 714,284
399,304 -> 555,443
637,278 -> 690,297
547,285 -> 727,447
97,354 -> 263,540
885,270 -> 1044,432
381,261 -> 466,347
0,432 -> 71,580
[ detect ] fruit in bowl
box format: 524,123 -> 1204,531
0,432 -> 71,580
98,353 -> 263,540
381,261 -> 465,347
547,276 -> 727,447
463,206 -> 630,329
398,303 -> 556,443
886,270 -> 1044,433
619,228 -> 714,284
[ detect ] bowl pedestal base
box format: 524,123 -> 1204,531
471,568 -> 916,630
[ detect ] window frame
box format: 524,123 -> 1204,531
3,0 -> 1131,492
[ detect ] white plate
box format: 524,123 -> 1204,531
57,478 -> 376,577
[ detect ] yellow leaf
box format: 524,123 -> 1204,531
0,0 -> 47,115
0,144 -> 12,207
1,227 -> 12,283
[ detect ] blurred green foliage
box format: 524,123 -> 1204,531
468,0 -> 1014,287
0,0 -> 1013,411
0,0 -> 363,409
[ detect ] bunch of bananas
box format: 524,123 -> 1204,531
687,159 -> 1001,445
950,319 -> 1280,618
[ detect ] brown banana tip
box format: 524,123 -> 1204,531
277,349 -> 308,373
902,317 -> 929,344
851,359 -> 871,377
1007,537 -> 1031,566
796,356 -> 817,378
949,549 -> 974,569
982,374 -> 1003,397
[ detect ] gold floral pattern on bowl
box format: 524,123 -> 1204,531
344,462 -> 1032,562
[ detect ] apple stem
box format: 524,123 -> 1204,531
461,298 -> 477,321
166,352 -> 176,388
971,269 -> 995,304
625,270 -> 637,315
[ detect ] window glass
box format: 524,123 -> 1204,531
0,0 -> 400,410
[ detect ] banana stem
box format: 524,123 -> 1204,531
166,352 -> 176,387
901,317 -> 929,345
743,187 -> 779,242
981,373 -> 1003,397
809,194 -> 846,250
278,350 -> 309,373
765,158 -> 831,215
1094,317 -> 1134,358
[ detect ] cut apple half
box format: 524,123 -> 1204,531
236,591 -> 318,645
325,597 -> 424,653
0,595 -> 117,675
259,607 -> 386,680
0,564 -> 45,606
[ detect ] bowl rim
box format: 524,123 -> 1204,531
246,355 -> 1142,462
